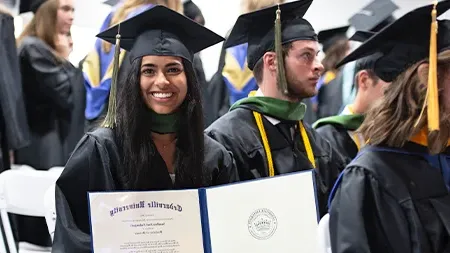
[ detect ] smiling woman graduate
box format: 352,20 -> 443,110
51,5 -> 238,253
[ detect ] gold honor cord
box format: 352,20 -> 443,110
252,112 -> 316,177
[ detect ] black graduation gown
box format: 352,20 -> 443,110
315,124 -> 357,164
205,107 -> 346,217
330,143 -> 450,253
62,59 -> 86,161
204,39 -> 228,128
13,36 -> 81,247
0,12 -> 30,171
0,11 -> 31,248
15,36 -> 77,170
317,71 -> 344,119
52,127 -> 238,253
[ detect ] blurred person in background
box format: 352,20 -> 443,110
312,0 -> 398,120
314,26 -> 350,119
64,31 -> 86,160
15,0 -> 76,248
313,31 -> 390,163
0,3 -> 30,173
205,0 -> 285,127
83,0 -> 183,132
338,0 -> 398,112
0,2 -> 31,250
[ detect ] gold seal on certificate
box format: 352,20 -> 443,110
89,170 -> 320,253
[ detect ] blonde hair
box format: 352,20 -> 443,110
102,0 -> 183,53
359,50 -> 450,154
240,0 -> 285,14
16,0 -> 64,59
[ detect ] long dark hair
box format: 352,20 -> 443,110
115,56 -> 205,190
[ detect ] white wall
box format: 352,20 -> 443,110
12,0 -> 450,79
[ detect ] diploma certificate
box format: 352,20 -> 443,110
89,170 -> 319,253
89,190 -> 204,253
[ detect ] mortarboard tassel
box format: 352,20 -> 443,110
274,4 -> 289,95
102,23 -> 121,128
427,0 -> 439,132
415,1 -> 439,133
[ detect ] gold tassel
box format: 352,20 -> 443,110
427,0 -> 439,132
102,23 -> 121,128
414,1 -> 439,132
274,4 -> 289,95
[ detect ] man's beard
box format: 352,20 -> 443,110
283,81 -> 316,101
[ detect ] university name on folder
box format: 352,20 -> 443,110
88,169 -> 320,253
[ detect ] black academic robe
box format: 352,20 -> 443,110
0,12 -> 30,171
317,71 -> 344,119
62,59 -> 86,161
315,125 -> 357,164
330,143 -> 450,253
204,39 -> 228,128
205,107 -> 346,217
14,36 -> 81,247
52,127 -> 238,253
15,36 -> 78,170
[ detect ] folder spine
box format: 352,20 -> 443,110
199,189 -> 212,253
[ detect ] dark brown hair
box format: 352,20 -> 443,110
358,50 -> 450,154
253,42 -> 293,83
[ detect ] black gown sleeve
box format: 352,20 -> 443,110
0,14 -> 30,151
21,42 -> 73,111
315,125 -> 355,163
52,133 -> 118,253
206,129 -> 254,179
204,134 -> 239,185
329,166 -> 411,253
213,146 -> 239,185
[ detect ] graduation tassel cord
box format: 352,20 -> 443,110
427,0 -> 439,132
414,1 -> 439,133
274,4 -> 289,95
102,23 -> 121,128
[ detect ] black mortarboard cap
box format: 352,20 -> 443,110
318,26 -> 350,53
96,5 -> 224,63
337,0 -> 450,82
349,0 -> 399,32
348,30 -> 376,43
183,0 -> 204,24
224,0 -> 317,70
19,0 -> 47,14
